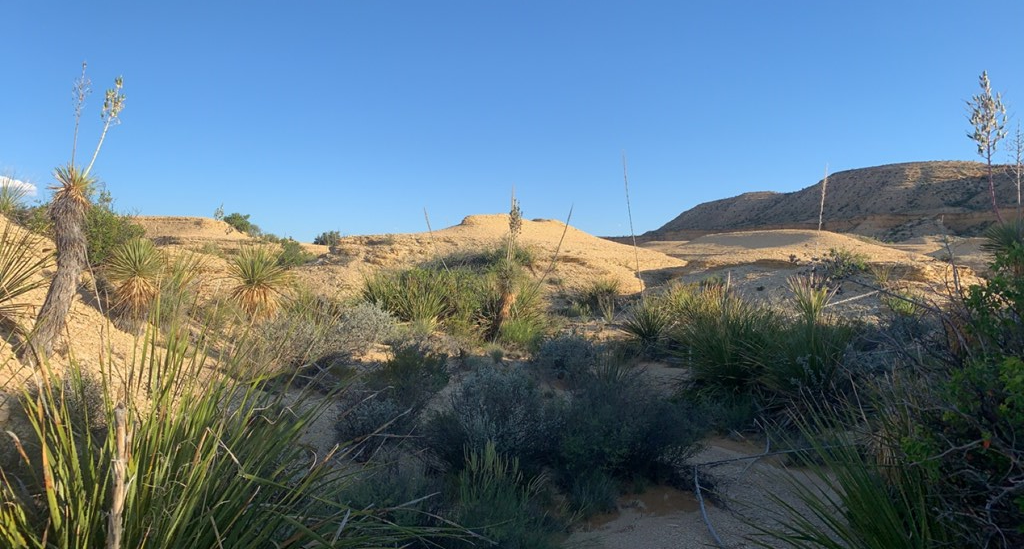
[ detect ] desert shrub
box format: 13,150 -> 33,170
85,189 -> 146,267
276,237 -> 314,267
363,268 -> 460,328
821,247 -> 868,281
222,211 -> 261,236
314,230 -> 342,247
254,298 -> 395,375
556,361 -> 707,484
104,237 -> 164,324
900,255 -> 1024,547
619,297 -> 673,356
338,459 -> 444,530
669,286 -> 782,396
573,277 -> 620,321
448,442 -> 559,549
881,289 -> 924,317
759,319 -> 857,405
753,401 -> 953,549
534,333 -> 603,380
337,346 -> 449,459
0,323 -> 438,547
0,178 -> 29,215
568,470 -> 619,519
422,364 -> 559,475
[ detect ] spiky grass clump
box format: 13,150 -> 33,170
106,237 -> 163,321
620,297 -> 672,354
670,286 -> 781,395
982,219 -> 1024,274
0,222 -> 51,332
0,178 -> 29,216
0,316 -> 454,547
752,401 -> 952,549
575,277 -> 620,321
229,245 -> 290,319
787,273 -> 836,325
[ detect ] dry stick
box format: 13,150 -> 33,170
107,404 -> 128,549
693,465 -> 727,549
621,152 -> 644,296
422,208 -> 450,274
529,205 -> 573,296
818,163 -> 829,232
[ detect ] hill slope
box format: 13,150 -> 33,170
643,161 -> 1021,241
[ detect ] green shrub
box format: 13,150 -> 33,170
556,361 -> 707,484
619,297 -> 673,356
568,470 -> 619,519
85,189 -> 145,267
314,230 -> 342,247
222,211 -> 261,236
449,442 -> 559,549
423,365 -> 559,475
534,333 -> 604,380
276,237 -> 314,267
669,286 -> 781,396
337,345 -> 449,459
0,321 -> 438,547
752,403 -> 952,549
821,247 -> 868,280
574,278 -> 620,321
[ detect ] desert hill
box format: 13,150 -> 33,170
641,161 -> 1022,242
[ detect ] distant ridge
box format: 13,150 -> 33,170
639,161 -> 1021,242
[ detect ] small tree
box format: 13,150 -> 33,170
967,71 -> 1008,223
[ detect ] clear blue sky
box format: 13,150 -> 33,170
3,1 -> 1024,241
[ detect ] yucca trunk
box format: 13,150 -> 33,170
31,181 -> 89,358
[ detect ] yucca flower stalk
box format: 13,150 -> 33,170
229,245 -> 290,319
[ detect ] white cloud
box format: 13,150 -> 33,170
0,176 -> 37,197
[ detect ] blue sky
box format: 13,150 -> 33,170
3,1 -> 1024,241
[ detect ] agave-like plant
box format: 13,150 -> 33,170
106,238 -> 163,321
229,246 -> 290,319
0,221 -> 52,334
788,273 -> 837,326
0,177 -> 29,216
982,218 -> 1024,275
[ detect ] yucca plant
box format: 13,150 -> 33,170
982,218 -> 1024,275
619,297 -> 672,354
788,273 -> 837,326
0,178 -> 29,216
31,65 -> 126,359
229,245 -> 290,319
0,310 -> 457,548
105,238 -> 163,323
0,222 -> 51,335
750,401 -> 952,549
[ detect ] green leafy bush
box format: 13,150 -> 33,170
555,362 -> 706,484
423,365 -> 560,475
85,189 -> 146,267
337,345 -> 449,459
222,211 -> 261,236
534,333 -> 604,380
314,230 -> 342,247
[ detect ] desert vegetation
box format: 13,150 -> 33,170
3,66 -> 1024,549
